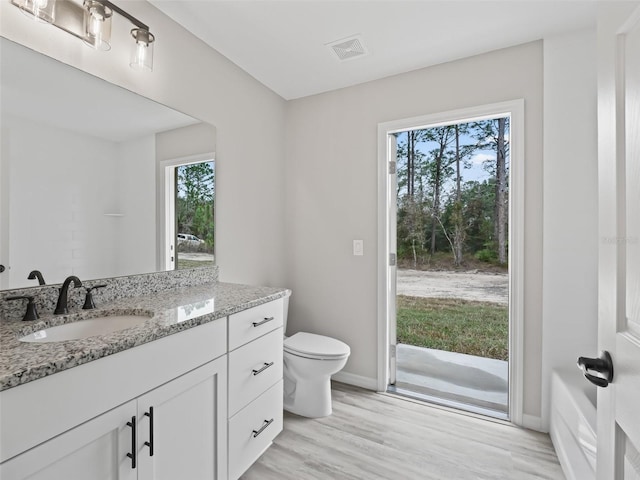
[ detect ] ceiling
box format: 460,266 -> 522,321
150,0 -> 599,100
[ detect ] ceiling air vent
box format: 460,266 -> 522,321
327,35 -> 368,61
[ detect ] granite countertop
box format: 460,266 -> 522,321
0,282 -> 289,392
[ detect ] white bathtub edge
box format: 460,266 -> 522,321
550,369 -> 597,480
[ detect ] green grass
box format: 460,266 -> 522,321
397,295 -> 508,361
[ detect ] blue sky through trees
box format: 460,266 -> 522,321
395,117 -> 510,197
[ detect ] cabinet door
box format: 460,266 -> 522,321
0,400 -> 137,480
137,356 -> 227,480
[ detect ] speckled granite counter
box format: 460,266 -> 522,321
0,282 -> 289,391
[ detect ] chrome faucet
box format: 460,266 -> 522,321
54,276 -> 82,315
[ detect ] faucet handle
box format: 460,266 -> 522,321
6,295 -> 39,321
82,284 -> 107,310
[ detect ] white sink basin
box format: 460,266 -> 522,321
20,314 -> 150,343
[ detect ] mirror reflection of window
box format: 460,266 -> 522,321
173,161 -> 215,270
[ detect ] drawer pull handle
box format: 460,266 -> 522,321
252,418 -> 274,438
252,362 -> 274,376
252,317 -> 274,327
126,416 -> 137,469
144,407 -> 154,456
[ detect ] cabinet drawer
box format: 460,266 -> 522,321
228,328 -> 282,416
228,299 -> 283,351
228,380 -> 283,480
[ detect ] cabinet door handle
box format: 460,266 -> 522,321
252,418 -> 274,438
126,416 -> 137,469
252,362 -> 274,376
252,317 -> 274,327
144,407 -> 154,456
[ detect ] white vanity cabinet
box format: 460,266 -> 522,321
0,317 -> 228,480
227,299 -> 284,480
0,357 -> 227,480
0,296 -> 286,480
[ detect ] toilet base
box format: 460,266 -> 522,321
283,374 -> 333,418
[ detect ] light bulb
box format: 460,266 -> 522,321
133,42 -> 147,68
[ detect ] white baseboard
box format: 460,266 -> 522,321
522,413 -> 546,433
332,371 -> 377,390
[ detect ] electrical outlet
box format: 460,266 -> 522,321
353,239 -> 364,256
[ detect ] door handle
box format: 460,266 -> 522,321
577,351 -> 614,387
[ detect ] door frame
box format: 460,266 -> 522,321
376,99 -> 525,425
156,152 -> 215,272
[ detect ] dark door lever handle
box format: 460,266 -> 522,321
577,351 -> 614,387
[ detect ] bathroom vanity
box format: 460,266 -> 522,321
0,272 -> 287,480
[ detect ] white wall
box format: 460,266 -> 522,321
0,0 -> 287,288
542,29 -> 598,430
156,123 -> 216,163
285,42 -> 544,420
3,116 -> 120,287
0,125 -> 8,290
1,116 -> 167,287
116,135 -> 157,277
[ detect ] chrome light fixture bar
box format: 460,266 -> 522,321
12,0 -> 156,71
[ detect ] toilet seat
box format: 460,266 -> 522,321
284,332 -> 350,360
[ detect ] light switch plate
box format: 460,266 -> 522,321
353,239 -> 364,256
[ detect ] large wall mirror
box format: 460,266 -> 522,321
0,38 -> 216,291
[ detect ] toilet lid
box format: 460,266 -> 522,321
284,332 -> 350,359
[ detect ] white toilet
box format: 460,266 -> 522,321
282,295 -> 350,418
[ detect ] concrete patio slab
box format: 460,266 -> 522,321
394,344 -> 509,416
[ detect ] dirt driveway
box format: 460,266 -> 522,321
178,253 -> 215,262
397,269 -> 508,305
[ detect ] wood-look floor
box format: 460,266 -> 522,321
241,382 -> 565,480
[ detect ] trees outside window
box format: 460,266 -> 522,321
396,117 -> 509,270
176,161 -> 215,256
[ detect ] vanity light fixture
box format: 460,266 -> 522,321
12,0 -> 156,71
